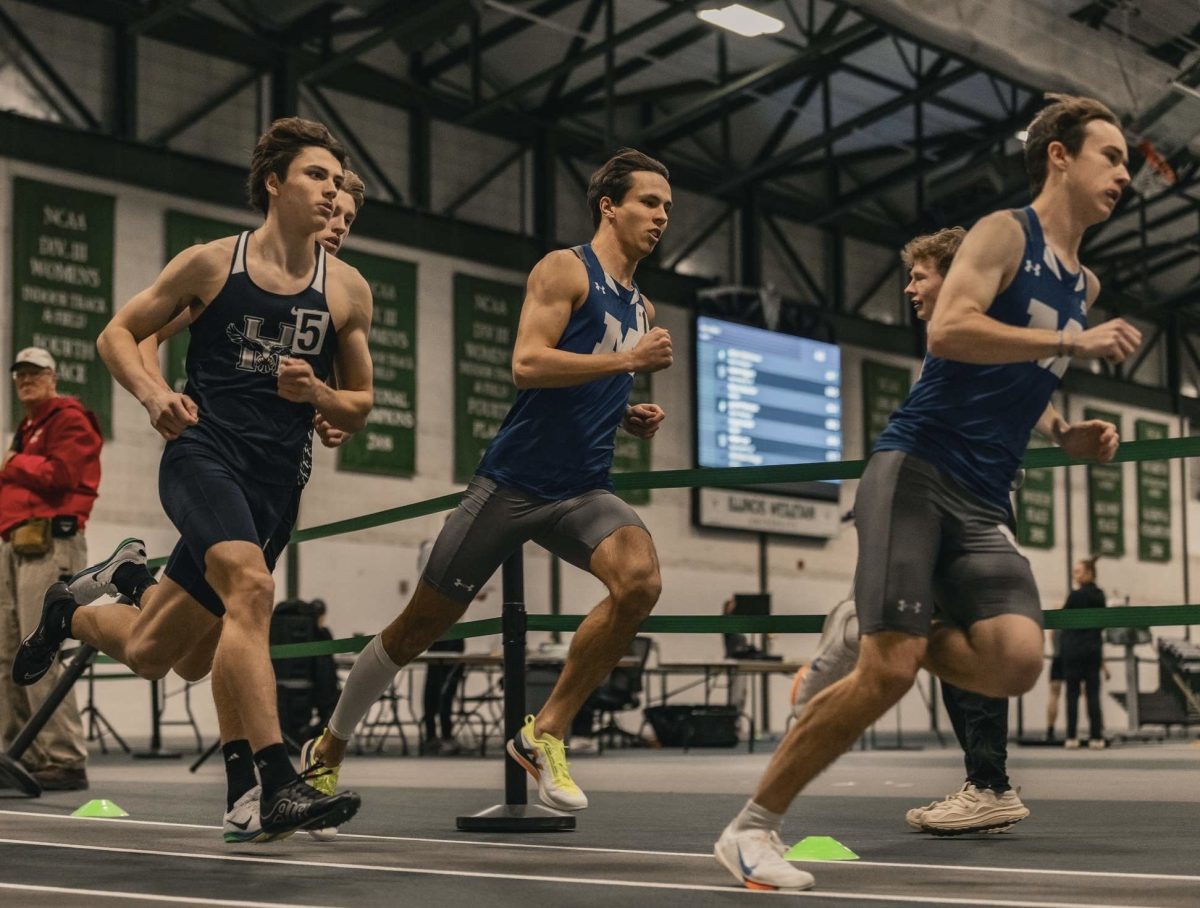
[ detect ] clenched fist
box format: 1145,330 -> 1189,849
629,327 -> 673,373
1070,319 -> 1141,364
277,356 -> 319,404
143,390 -> 199,440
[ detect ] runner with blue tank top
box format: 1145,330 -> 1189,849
715,95 -> 1143,893
309,149 -> 675,818
15,119 -> 374,843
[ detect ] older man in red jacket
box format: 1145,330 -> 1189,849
0,347 -> 101,790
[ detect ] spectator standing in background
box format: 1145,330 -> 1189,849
1060,557 -> 1107,749
0,347 -> 102,790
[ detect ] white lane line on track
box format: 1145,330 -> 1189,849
0,881 -> 330,908
0,837 -> 1173,908
4,809 -> 1197,887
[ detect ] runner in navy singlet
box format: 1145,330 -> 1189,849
309,149 -> 674,815
713,95 -> 1143,893
21,119 -> 374,842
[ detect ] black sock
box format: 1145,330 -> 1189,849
253,743 -> 297,798
57,596 -> 80,639
222,739 -> 257,811
113,562 -> 157,605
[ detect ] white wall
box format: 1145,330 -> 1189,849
2,154 -> 1195,754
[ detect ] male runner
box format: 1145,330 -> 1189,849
715,93 -> 1141,891
303,148 -> 674,817
14,119 -> 372,841
795,227 -> 1032,836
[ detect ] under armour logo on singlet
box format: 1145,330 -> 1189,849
1024,260 -> 1041,277
454,579 -> 476,592
594,281 -> 607,295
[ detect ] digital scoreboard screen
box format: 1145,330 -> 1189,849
695,315 -> 842,498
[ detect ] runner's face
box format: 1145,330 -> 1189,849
318,189 -> 357,256
268,146 -> 344,233
1061,120 -> 1129,225
607,170 -> 672,258
904,258 -> 944,322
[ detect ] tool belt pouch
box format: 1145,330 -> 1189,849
12,518 -> 52,557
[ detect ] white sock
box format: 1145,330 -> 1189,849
734,799 -> 785,835
326,635 -> 401,741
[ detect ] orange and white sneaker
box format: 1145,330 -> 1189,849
714,823 -> 815,891
506,715 -> 588,811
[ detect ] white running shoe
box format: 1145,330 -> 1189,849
714,824 -> 815,892
919,783 -> 1029,836
68,537 -> 147,604
507,715 -> 588,811
792,598 -> 859,717
223,785 -> 263,843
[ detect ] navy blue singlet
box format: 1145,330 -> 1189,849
171,231 -> 338,486
477,244 -> 648,500
875,207 -> 1088,512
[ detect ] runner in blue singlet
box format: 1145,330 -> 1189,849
310,149 -> 675,817
714,95 -> 1143,892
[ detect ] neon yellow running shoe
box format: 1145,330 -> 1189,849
506,714 -> 588,811
299,730 -> 341,840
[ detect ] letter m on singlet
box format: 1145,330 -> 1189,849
592,312 -> 644,356
1027,299 -> 1082,380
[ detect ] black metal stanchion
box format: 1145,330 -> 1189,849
1,644 -> 100,797
134,678 -> 180,760
456,548 -> 575,832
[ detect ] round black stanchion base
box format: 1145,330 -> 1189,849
456,804 -> 576,832
0,754 -> 42,797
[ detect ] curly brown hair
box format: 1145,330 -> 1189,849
1024,93 -> 1120,197
246,117 -> 348,214
587,148 -> 670,228
900,226 -> 966,277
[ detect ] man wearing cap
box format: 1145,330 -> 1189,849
0,347 -> 102,790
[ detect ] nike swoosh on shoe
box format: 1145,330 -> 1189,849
738,846 -> 757,878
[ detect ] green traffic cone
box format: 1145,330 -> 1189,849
71,799 -> 129,818
784,835 -> 858,861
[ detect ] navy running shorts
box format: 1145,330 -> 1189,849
159,440 -> 294,617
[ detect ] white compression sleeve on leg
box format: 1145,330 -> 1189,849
326,634 -> 401,741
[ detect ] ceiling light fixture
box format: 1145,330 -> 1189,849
697,4 -> 785,38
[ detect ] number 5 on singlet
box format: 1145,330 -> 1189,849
292,308 -> 331,355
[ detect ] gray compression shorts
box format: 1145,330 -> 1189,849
422,475 -> 649,604
853,450 -> 1044,637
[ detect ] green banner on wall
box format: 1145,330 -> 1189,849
612,372 -> 652,505
1016,436 -> 1055,549
10,177 -> 115,435
1085,407 -> 1124,557
163,211 -> 246,390
337,249 -> 417,477
1135,419 -> 1171,562
453,274 -> 522,483
860,359 -> 911,454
